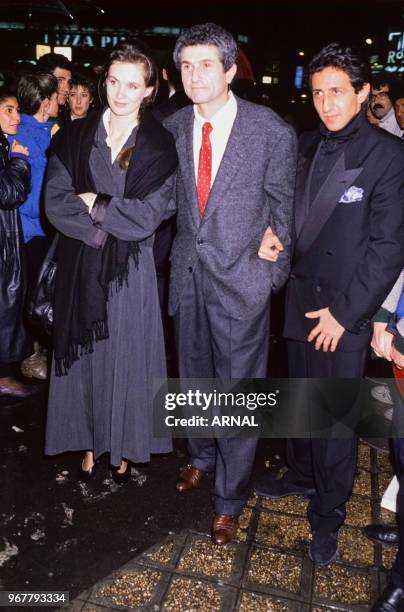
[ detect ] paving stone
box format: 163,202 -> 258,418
345,496 -> 372,527
255,512 -> 310,553
144,539 -> 175,566
82,606 -> 120,612
312,607 -> 353,612
377,451 -> 394,474
177,537 -> 236,579
357,444 -> 371,471
65,602 -> 85,612
382,544 -> 398,570
246,495 -> 257,508
338,526 -> 375,566
162,577 -> 223,611
246,547 -> 303,594
238,590 -> 305,611
352,468 -> 372,498
238,507 -> 253,542
378,472 -> 394,498
260,495 -> 309,517
91,567 -> 162,608
313,564 -> 371,606
379,508 -> 397,525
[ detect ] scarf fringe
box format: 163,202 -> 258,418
55,319 -> 109,376
55,244 -> 140,376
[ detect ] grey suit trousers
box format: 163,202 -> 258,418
174,261 -> 270,515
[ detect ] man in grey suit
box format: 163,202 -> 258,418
165,23 -> 297,545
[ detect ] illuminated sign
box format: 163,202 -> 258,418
43,32 -> 127,48
386,31 -> 404,72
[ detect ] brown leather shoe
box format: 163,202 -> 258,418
176,464 -> 205,492
211,513 -> 239,545
0,377 -> 40,398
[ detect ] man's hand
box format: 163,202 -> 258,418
371,321 -> 394,361
392,345 -> 404,371
258,226 -> 284,262
305,307 -> 345,352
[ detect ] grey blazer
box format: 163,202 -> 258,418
165,96 -> 297,320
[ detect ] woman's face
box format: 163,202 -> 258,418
69,85 -> 93,119
106,61 -> 153,119
0,97 -> 20,135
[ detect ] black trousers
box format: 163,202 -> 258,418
24,236 -> 51,346
390,381 -> 404,588
286,340 -> 368,535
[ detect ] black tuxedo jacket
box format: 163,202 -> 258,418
284,114 -> 404,351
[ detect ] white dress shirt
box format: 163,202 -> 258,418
379,107 -> 403,138
193,91 -> 238,186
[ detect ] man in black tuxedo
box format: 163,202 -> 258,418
255,43 -> 404,565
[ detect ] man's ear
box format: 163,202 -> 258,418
226,63 -> 237,85
359,82 -> 371,105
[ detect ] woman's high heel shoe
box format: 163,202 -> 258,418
111,462 -> 131,485
77,459 -> 97,482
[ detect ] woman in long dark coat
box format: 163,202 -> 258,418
44,43 -> 178,483
0,87 -> 36,398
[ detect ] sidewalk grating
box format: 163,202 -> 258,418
68,442 -> 398,611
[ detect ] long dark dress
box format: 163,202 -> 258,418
44,117 -> 175,466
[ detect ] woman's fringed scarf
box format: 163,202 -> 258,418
51,109 -> 178,375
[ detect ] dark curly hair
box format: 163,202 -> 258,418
309,42 -> 371,93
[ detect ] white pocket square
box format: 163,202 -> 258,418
339,186 -> 364,203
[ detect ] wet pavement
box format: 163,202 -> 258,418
0,382 -> 398,611
65,442 -> 397,611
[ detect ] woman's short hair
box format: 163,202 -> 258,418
173,23 -> 238,72
309,42 -> 370,93
17,73 -> 58,115
69,73 -> 96,99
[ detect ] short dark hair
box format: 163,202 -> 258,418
371,74 -> 402,102
391,81 -> 404,104
173,22 -> 238,72
0,86 -> 17,105
309,42 -> 370,93
69,73 -> 96,98
17,73 -> 58,115
163,55 -> 183,91
37,52 -> 72,75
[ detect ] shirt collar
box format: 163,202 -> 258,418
380,106 -> 396,124
193,91 -> 237,129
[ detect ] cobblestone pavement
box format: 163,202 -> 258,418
68,443 -> 396,611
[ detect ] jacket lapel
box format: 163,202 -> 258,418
294,152 -> 363,261
176,111 -> 200,228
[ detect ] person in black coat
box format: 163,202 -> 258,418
255,43 -> 404,565
0,87 -> 38,397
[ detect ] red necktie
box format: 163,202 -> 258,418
197,122 -> 213,218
